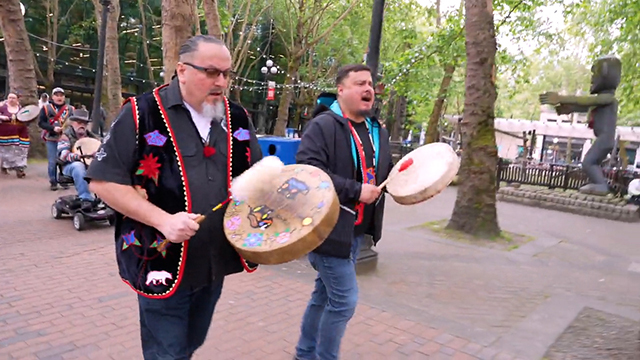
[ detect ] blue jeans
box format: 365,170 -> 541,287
138,278 -> 224,360
295,235 -> 363,360
62,162 -> 94,201
45,140 -> 58,185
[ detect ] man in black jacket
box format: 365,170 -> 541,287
38,87 -> 74,190
294,64 -> 394,360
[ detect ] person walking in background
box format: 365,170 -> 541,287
38,93 -> 49,109
0,92 -> 28,178
38,87 -> 74,191
91,105 -> 107,137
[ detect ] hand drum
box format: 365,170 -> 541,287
223,164 -> 340,265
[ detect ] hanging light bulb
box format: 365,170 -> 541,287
261,66 -> 268,74
270,67 -> 278,74
266,59 -> 274,68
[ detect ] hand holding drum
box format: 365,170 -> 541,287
381,143 -> 460,205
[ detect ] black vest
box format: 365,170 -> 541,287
115,84 -> 255,299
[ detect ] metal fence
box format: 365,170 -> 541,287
497,158 -> 639,196
389,141 -> 416,164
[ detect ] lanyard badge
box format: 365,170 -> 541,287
348,121 -> 376,226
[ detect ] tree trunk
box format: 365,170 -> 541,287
192,0 -> 201,35
45,0 -> 59,88
274,74 -> 297,136
202,0 -> 223,39
426,63 -> 456,144
393,95 -> 407,142
565,137 -> 572,164
93,0 -> 123,129
446,0 -> 500,238
162,0 -> 194,83
0,0 -> 42,157
273,61 -> 300,136
138,0 -> 155,83
385,90 -> 397,139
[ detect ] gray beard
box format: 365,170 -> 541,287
201,101 -> 225,123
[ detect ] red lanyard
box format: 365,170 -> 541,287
348,121 -> 376,225
348,121 -> 376,185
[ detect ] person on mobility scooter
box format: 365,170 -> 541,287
50,109 -> 115,230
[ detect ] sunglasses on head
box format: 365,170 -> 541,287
183,62 -> 234,79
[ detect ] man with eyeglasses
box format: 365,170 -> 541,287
86,35 -> 263,359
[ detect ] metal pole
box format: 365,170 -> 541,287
91,0 -> 110,135
357,0 -> 386,269
366,0 -> 385,85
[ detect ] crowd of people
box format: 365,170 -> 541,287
0,88 -> 103,211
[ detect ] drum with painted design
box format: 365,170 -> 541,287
223,164 -> 340,265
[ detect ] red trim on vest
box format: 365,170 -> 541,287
123,96 -> 139,131
149,84 -> 189,299
224,98 -> 233,198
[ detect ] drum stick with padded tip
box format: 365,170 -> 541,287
377,158 -> 414,190
156,202 -> 225,252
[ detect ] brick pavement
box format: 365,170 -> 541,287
0,165 -> 521,359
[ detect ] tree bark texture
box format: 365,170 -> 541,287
0,0 -> 43,157
446,0 -> 501,237
202,0 -> 223,39
385,90 -> 397,137
425,63 -> 456,144
274,64 -> 299,136
93,0 -> 122,129
192,0 -> 201,35
162,0 -> 194,84
138,0 -> 155,83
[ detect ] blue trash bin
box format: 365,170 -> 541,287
257,136 -> 301,165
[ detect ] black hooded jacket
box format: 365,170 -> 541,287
296,93 -> 393,259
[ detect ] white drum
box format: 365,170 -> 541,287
385,143 -> 460,205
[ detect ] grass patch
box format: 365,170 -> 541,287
412,219 -> 534,251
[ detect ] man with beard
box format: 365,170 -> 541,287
293,64 -> 394,360
86,35 -> 262,360
57,109 -> 100,207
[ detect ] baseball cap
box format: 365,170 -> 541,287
52,87 -> 65,95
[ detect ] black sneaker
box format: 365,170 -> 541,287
50,183 -> 59,191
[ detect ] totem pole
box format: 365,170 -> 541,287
539,55 -> 622,196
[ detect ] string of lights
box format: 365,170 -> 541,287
32,52 -> 335,91
24,32 -> 337,91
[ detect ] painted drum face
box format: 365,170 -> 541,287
223,164 -> 340,265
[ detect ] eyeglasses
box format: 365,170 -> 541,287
183,62 -> 234,79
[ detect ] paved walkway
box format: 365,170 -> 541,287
1,163 -> 639,359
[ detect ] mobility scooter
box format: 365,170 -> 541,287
50,152 -> 115,231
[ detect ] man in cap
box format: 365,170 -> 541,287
38,87 -> 75,190
57,108 -> 100,207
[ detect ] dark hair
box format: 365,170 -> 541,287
179,35 -> 225,60
335,64 -> 372,86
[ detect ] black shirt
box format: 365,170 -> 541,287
86,79 -> 263,289
350,120 -> 375,236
